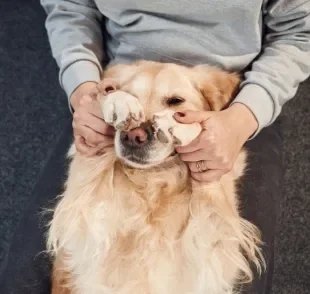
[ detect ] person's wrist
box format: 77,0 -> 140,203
70,81 -> 98,111
226,103 -> 258,141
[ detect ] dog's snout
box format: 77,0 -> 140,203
126,127 -> 148,146
123,121 -> 154,147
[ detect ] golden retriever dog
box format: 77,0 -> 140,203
48,61 -> 264,294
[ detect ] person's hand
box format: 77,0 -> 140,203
70,82 -> 115,156
174,103 -> 258,182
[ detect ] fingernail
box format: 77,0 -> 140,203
105,86 -> 115,93
175,112 -> 185,117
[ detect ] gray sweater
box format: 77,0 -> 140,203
41,0 -> 310,135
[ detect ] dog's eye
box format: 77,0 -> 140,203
166,97 -> 185,106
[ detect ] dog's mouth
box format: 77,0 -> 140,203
113,110 -> 183,169
115,129 -> 177,169
121,150 -> 178,169
120,145 -> 178,169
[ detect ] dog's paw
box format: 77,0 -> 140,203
99,91 -> 145,131
153,110 -> 202,146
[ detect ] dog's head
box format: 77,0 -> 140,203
102,61 -> 240,169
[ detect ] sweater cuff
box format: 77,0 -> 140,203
231,84 -> 274,138
61,60 -> 102,112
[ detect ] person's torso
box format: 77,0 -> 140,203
95,0 -> 267,71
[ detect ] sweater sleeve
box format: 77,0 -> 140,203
40,0 -> 105,104
232,0 -> 310,136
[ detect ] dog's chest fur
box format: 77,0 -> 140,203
50,153 -> 252,294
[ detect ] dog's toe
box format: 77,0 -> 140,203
153,109 -> 202,146
101,91 -> 145,130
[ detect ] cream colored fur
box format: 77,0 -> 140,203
48,61 -> 264,294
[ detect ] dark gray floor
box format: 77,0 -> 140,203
0,0 -> 309,293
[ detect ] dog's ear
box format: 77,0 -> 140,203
194,66 -> 240,111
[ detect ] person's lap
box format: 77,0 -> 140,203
0,118 -> 283,294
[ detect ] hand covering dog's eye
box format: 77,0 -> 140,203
166,97 -> 185,106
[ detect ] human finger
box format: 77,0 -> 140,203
174,110 -> 213,124
79,95 -> 105,119
73,111 -> 115,136
74,135 -> 99,156
191,169 -> 224,182
179,149 -> 211,162
73,124 -> 106,146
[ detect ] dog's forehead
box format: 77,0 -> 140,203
130,73 -> 153,96
124,63 -> 199,102
154,67 -> 196,95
